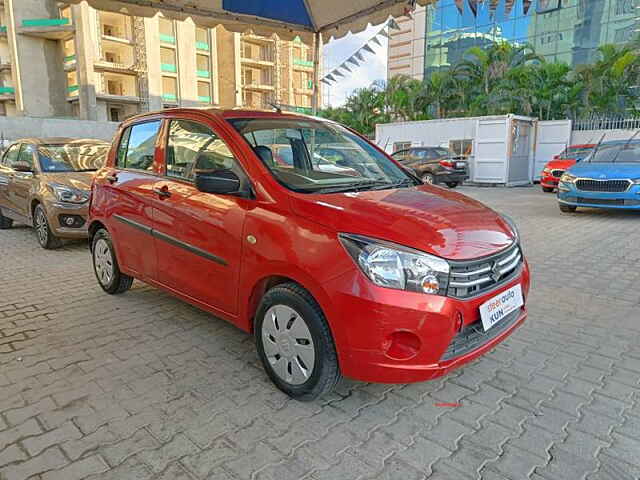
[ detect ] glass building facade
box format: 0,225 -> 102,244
424,0 -> 639,75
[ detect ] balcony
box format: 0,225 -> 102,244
0,86 -> 15,101
97,91 -> 140,104
242,33 -> 274,44
243,83 -> 275,92
102,33 -> 133,45
18,18 -> 74,40
94,60 -> 137,74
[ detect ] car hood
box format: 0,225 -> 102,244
567,162 -> 640,179
290,185 -> 515,260
41,171 -> 95,190
545,159 -> 576,170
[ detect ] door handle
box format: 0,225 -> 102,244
152,187 -> 171,198
106,174 -> 118,184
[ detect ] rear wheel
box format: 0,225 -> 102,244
559,203 -> 577,213
255,283 -> 341,401
542,187 -> 554,193
446,182 -> 459,188
0,209 -> 12,229
422,173 -> 435,185
92,228 -> 133,294
34,204 -> 62,249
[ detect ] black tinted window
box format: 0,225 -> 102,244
118,121 -> 161,170
166,120 -> 238,181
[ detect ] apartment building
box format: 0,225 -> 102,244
0,0 -> 319,122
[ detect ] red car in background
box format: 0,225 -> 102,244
540,144 -> 595,192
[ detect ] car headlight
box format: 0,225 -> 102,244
543,168 -> 551,174
339,233 -> 450,295
633,179 -> 640,185
560,173 -> 577,184
48,183 -> 90,204
500,214 -> 521,245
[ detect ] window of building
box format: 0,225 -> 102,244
198,82 -> 212,104
108,105 -> 123,122
67,71 -> 78,97
117,121 -> 161,170
162,76 -> 178,102
160,47 -> 177,72
196,27 -> 210,50
449,139 -> 473,158
159,17 -> 175,44
166,120 -> 238,181
197,54 -> 210,74
393,142 -> 411,153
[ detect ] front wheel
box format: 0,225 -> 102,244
542,187 -> 554,193
446,182 -> 459,188
0,209 -> 13,229
255,283 -> 341,401
559,203 -> 577,213
34,204 -> 62,249
92,228 -> 133,294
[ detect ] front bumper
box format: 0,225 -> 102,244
540,175 -> 560,188
323,260 -> 530,384
558,182 -> 640,209
43,199 -> 89,238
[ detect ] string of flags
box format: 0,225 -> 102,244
456,0 -> 539,18
320,18 -> 401,87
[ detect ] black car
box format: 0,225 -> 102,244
392,146 -> 469,188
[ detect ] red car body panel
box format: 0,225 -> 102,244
90,108 -> 530,384
540,144 -> 595,189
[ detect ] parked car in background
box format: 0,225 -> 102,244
89,109 -> 529,400
558,140 -> 640,212
540,144 -> 595,192
392,146 -> 468,188
0,138 -> 109,248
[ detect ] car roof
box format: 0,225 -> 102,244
597,139 -> 640,147
121,108 -> 325,126
11,138 -> 109,145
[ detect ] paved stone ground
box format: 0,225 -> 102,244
1,186 -> 639,480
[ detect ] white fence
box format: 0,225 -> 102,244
0,116 -> 119,143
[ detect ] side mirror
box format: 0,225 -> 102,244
552,155 -> 560,160
13,161 -> 33,173
195,169 -> 241,195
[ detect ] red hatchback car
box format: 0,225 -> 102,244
89,109 -> 530,400
540,144 -> 595,192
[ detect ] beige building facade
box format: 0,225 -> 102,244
0,0 -> 318,123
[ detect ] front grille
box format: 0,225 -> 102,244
448,243 -> 523,299
440,308 -> 521,361
576,197 -> 640,206
551,169 -> 565,177
576,179 -> 630,193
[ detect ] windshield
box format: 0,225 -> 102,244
228,118 -> 416,193
559,147 -> 593,161
588,143 -> 640,163
38,143 -> 109,172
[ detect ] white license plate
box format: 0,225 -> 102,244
479,284 -> 523,331
456,162 -> 466,169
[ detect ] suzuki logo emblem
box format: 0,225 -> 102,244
490,262 -> 502,282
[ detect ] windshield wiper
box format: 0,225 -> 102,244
368,178 -> 417,190
313,179 -> 392,194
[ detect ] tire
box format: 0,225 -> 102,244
255,283 -> 341,401
0,209 -> 12,229
559,203 -> 577,213
422,173 -> 435,185
542,187 -> 554,193
33,204 -> 62,249
92,228 -> 133,294
446,182 -> 459,188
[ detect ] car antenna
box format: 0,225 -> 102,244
611,129 -> 640,163
268,102 -> 282,114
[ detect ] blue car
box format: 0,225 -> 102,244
557,139 -> 640,212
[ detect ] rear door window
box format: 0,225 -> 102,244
116,121 -> 162,171
16,144 -> 35,169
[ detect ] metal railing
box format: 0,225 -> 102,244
572,115 -> 640,131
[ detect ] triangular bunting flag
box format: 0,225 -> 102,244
523,0 -> 532,15
347,56 -> 360,67
362,44 -> 375,55
467,0 -> 478,16
388,18 -> 400,31
332,69 -> 345,78
325,74 -> 335,82
504,0 -> 514,16
356,51 -> 365,62
341,63 -> 352,73
454,0 -> 464,14
371,36 -> 382,47
320,78 -> 332,85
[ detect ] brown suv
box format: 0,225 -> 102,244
0,138 -> 109,248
